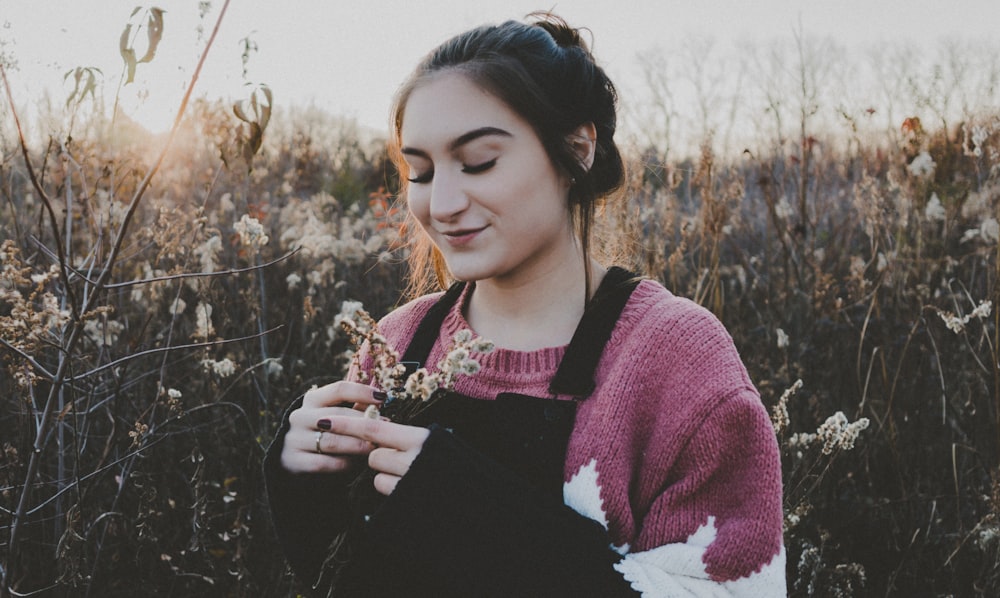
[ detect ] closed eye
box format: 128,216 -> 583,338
462,159 -> 497,174
407,159 -> 497,184
408,170 -> 433,184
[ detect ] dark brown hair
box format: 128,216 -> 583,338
389,12 -> 625,299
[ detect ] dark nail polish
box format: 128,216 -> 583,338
372,390 -> 388,402
316,419 -> 331,430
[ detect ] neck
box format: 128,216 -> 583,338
465,251 -> 606,351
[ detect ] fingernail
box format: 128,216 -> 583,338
316,419 -> 331,430
372,390 -> 388,402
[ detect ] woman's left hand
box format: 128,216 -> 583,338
326,416 -> 431,496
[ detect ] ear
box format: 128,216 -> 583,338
567,121 -> 597,172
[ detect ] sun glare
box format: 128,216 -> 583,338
118,86 -> 186,135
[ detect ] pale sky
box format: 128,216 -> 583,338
2,0 -> 998,135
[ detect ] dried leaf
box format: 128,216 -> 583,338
232,101 -> 250,124
257,85 -> 272,130
63,67 -> 103,107
120,24 -> 137,84
138,7 -> 165,64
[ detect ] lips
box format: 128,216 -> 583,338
439,226 -> 487,246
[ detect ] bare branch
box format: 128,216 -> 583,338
0,64 -> 80,320
105,249 -> 299,289
0,400 -> 258,518
69,325 -> 283,381
30,235 -> 300,289
0,339 -> 56,380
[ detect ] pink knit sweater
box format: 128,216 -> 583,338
374,278 -> 786,596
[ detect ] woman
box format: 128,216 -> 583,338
265,13 -> 785,597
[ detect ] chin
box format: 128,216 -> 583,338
445,266 -> 492,283
440,256 -> 502,283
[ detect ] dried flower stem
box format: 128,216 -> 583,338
335,301 -> 494,421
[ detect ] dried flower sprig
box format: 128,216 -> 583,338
319,301 -> 495,593
771,378 -> 803,436
335,300 -> 494,421
788,411 -> 870,455
403,329 -> 495,402
937,299 -> 992,334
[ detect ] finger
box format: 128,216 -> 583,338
309,428 -> 375,457
287,403 -> 360,430
280,426 -> 375,474
372,472 -> 400,496
368,446 -> 418,477
301,380 -> 388,409
327,416 -> 429,450
282,449 -> 358,474
280,434 -> 359,473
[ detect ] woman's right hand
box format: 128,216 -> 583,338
279,381 -> 386,474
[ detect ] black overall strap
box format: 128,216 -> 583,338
398,267 -> 641,398
399,281 -> 467,370
548,266 -> 640,397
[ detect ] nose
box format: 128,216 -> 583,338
428,170 -> 470,223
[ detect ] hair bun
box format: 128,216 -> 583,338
528,11 -> 589,51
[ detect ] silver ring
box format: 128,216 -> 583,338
315,430 -> 326,455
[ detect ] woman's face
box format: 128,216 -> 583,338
400,72 -> 576,286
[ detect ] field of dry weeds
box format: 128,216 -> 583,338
2,7 -> 999,596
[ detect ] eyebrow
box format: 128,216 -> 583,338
400,126 -> 512,158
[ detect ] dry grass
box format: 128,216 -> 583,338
2,24 -> 999,597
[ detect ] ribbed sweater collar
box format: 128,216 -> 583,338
437,280 -> 664,398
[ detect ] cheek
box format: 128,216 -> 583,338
405,188 -> 431,224
509,166 -> 570,221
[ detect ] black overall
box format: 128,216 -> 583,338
327,267 -> 640,596
391,266 -> 640,498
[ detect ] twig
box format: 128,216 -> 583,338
107,250 -> 297,288
0,65 -> 80,321
69,326 -> 282,382
881,317 -> 922,425
20,400 -> 257,516
0,339 -> 56,380
7,582 -> 63,597
28,234 -> 299,288
858,345 -> 878,419
923,314 -> 948,425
